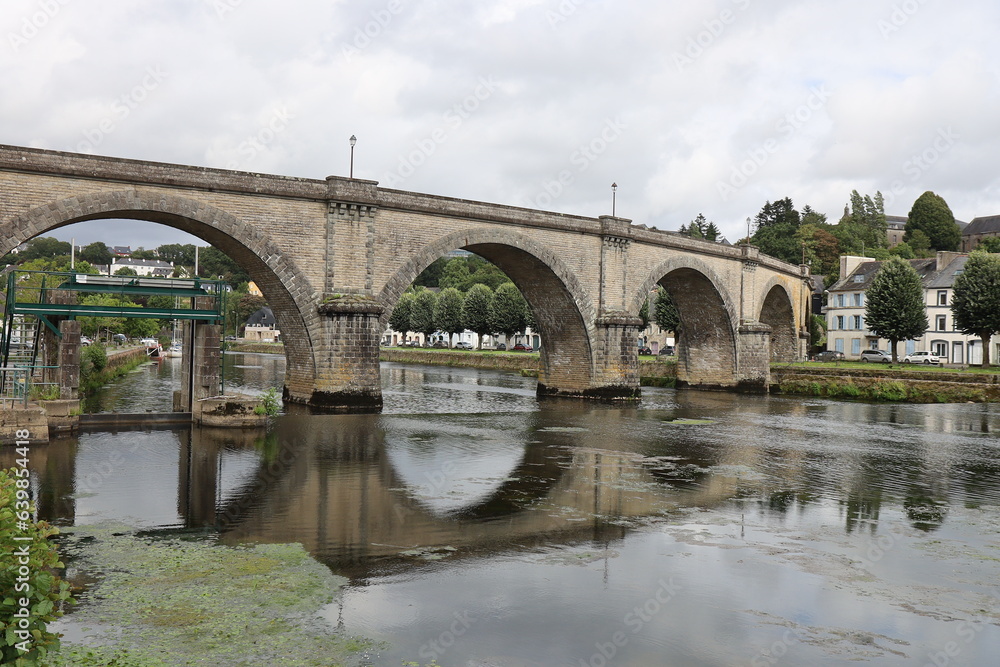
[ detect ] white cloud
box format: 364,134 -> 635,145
2,0 -> 998,248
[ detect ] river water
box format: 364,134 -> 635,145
8,353 -> 1000,666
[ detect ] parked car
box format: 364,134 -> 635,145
113,333 -> 127,344
512,343 -> 532,352
903,350 -> 942,365
638,347 -> 653,356
431,340 -> 448,348
859,349 -> 892,363
80,336 -> 92,346
658,346 -> 676,356
455,341 -> 474,350
814,350 -> 845,362
403,340 -> 422,347
494,343 -> 507,351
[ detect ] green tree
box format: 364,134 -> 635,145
410,289 -> 438,340
80,241 -> 113,266
77,294 -> 128,341
462,283 -> 494,349
157,243 -> 197,267
751,198 -> 802,264
888,242 -> 916,259
129,247 -> 157,260
979,236 -> 1000,253
434,287 -> 465,346
413,257 -> 449,288
197,246 -> 249,283
907,228 -> 932,257
439,260 -> 471,291
19,236 -> 71,262
389,291 -> 416,335
905,191 -> 960,252
114,266 -> 138,276
950,251 -> 1000,367
488,282 -> 529,341
834,190 -> 887,255
236,294 -> 267,333
654,288 -> 680,333
864,256 -> 928,363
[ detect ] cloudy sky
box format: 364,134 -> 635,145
3,0 -> 999,250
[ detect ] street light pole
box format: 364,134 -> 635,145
349,135 -> 357,178
611,182 -> 617,217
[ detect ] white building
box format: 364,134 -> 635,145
825,253 -> 996,364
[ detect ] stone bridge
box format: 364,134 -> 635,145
0,145 -> 812,409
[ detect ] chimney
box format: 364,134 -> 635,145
840,255 -> 866,280
936,251 -> 963,271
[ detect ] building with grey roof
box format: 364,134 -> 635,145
961,215 -> 1000,252
825,252 -> 994,364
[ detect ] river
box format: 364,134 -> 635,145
8,352 -> 1000,666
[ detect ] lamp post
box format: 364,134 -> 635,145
611,182 -> 617,217
349,135 -> 357,178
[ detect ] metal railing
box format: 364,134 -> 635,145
0,365 -> 60,408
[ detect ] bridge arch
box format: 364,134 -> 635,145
0,189 -> 319,401
757,279 -> 798,362
632,256 -> 740,387
378,227 -> 599,396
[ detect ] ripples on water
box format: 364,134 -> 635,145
11,354 -> 1000,665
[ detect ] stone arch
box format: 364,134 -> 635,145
758,280 -> 798,362
377,227 -> 598,395
632,255 -> 740,387
0,188 -> 319,402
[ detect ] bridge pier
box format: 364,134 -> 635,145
175,321 -> 221,411
302,296 -> 384,411
735,321 -> 772,392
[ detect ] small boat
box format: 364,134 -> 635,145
164,343 -> 182,358
142,338 -> 163,358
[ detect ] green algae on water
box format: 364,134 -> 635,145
48,525 -> 376,667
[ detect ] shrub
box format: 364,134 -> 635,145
0,468 -> 75,665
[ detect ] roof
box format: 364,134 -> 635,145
886,215 -> 907,229
828,258 -> 937,292
246,306 -> 276,327
113,258 -> 173,268
923,254 -> 969,289
963,215 -> 1000,236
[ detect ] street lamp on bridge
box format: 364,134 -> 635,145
611,182 -> 617,217
349,135 -> 357,178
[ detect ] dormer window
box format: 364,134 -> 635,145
853,274 -> 864,283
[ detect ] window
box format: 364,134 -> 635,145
853,274 -> 864,283
851,338 -> 861,355
837,315 -> 845,330
936,315 -> 947,331
852,315 -> 863,330
852,293 -> 863,307
937,290 -> 947,306
932,340 -> 948,358
834,338 -> 844,352
837,294 -> 845,307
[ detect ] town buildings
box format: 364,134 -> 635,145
825,253 -> 995,364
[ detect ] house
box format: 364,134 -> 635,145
961,215 -> 1000,252
886,215 -> 907,247
825,253 -> 996,364
111,246 -> 131,257
110,257 -> 174,277
244,306 -> 280,342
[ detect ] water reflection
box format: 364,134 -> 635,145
7,361 -> 1000,665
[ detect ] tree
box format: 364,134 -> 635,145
389,291 -> 415,335
410,289 -> 438,340
413,257 -> 449,288
750,199 -> 802,264
703,221 -> 720,241
950,251 -> 1000,367
488,282 -> 529,341
197,246 -> 249,283
236,294 -> 267,331
834,190 -> 887,255
653,288 -> 680,333
863,256 -> 928,363
462,283 -> 493,348
439,260 -> 471,291
905,191 -> 960,252
157,243 -> 196,267
979,236 -> 1000,253
19,237 -> 71,262
80,241 -> 113,266
114,267 -> 138,276
433,287 -> 465,346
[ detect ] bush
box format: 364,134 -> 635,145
0,468 -> 75,665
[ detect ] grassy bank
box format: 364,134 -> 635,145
772,364 -> 1000,403
79,346 -> 149,397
